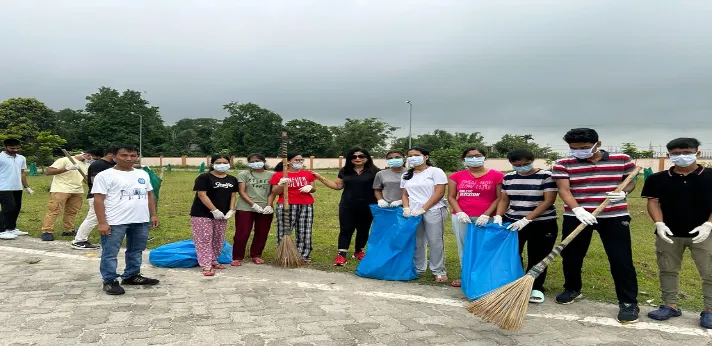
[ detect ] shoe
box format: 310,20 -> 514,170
555,290 -> 582,305
121,274 -> 160,286
647,305 -> 681,321
0,231 -> 18,240
71,241 -> 100,250
61,231 -> 77,237
333,254 -> 348,266
102,281 -> 125,295
617,303 -> 640,324
8,229 -> 28,236
352,251 -> 366,260
302,257 -> 312,263
41,233 -> 54,241
700,311 -> 712,329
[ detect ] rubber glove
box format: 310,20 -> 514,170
279,178 -> 290,186
475,215 -> 490,226
508,218 -> 531,231
377,199 -> 389,208
492,215 -> 503,226
606,191 -> 627,203
262,206 -> 274,214
402,207 -> 412,218
411,208 -> 426,217
655,222 -> 674,244
251,203 -> 264,213
210,209 -> 225,219
456,212 -> 471,224
299,185 -> 313,193
572,207 -> 597,225
224,210 -> 235,219
24,187 -> 34,195
691,222 -> 712,244
389,200 -> 403,207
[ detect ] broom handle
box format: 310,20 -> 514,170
61,149 -> 88,181
281,131 -> 290,231
528,166 -> 642,278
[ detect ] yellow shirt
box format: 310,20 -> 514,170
49,157 -> 88,194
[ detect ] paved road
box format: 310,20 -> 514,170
1,238 -> 710,346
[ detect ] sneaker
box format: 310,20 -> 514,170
352,251 -> 366,260
333,254 -> 348,266
647,305 -> 681,321
555,290 -> 582,305
0,231 -> 18,240
700,311 -> 712,329
617,303 -> 640,324
102,281 -> 125,295
41,233 -> 54,241
71,241 -> 100,250
8,229 -> 28,236
61,231 -> 77,237
121,275 -> 160,286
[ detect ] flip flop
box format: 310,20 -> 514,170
529,290 -> 545,304
450,280 -> 461,287
252,257 -> 265,265
230,260 -> 242,267
212,264 -> 226,270
202,267 -> 215,276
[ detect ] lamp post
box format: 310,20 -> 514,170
405,100 -> 412,149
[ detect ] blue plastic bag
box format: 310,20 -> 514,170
461,223 -> 524,300
149,239 -> 233,268
355,206 -> 422,281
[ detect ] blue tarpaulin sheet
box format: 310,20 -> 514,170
149,239 -> 233,268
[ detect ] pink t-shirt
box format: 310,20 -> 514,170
449,169 -> 504,216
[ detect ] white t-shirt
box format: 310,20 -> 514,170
400,166 -> 448,210
0,152 -> 26,191
91,168 -> 154,226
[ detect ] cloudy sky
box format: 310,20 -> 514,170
2,0 -> 711,154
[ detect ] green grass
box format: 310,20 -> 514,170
17,171 -> 706,310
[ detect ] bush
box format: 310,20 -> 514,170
429,148 -> 462,172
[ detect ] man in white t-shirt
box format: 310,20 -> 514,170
0,138 -> 33,240
92,145 -> 160,295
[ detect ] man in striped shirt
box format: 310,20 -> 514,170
494,149 -> 558,304
552,128 -> 639,324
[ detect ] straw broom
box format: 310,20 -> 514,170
274,131 -> 303,268
467,166 -> 642,331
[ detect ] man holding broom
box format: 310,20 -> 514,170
551,128 -> 640,323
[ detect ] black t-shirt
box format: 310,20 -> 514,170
641,166 -> 712,237
190,172 -> 239,218
338,167 -> 380,207
87,159 -> 116,199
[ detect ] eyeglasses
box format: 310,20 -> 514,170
292,159 -> 305,163
350,154 -> 368,159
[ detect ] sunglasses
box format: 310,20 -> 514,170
350,154 -> 368,159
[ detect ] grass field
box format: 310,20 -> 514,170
14,170 -> 707,310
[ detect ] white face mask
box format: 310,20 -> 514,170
213,163 -> 230,172
291,163 -> 303,169
670,154 -> 697,167
407,155 -> 425,167
570,145 -> 598,159
248,162 -> 265,169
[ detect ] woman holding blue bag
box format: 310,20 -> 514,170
374,151 -> 406,207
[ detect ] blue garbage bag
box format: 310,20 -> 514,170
461,223 -> 524,300
355,206 -> 422,281
149,239 -> 233,268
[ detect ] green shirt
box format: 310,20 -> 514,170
236,170 -> 275,211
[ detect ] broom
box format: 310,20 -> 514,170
274,131 -> 303,268
61,149 -> 88,182
467,166 -> 642,331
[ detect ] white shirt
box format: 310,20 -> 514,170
400,166 -> 448,210
0,152 -> 26,191
91,168 -> 154,226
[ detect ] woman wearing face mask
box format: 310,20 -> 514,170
374,151 -> 406,208
232,153 -> 275,266
270,153 -> 317,262
314,148 -> 380,266
401,147 -> 449,283
447,147 -> 504,287
189,154 -> 238,276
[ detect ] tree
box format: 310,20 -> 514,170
54,108 -> 94,151
492,134 -> 559,160
621,142 -> 654,159
168,118 -> 222,155
392,130 -> 485,154
429,148 -> 462,172
331,118 -> 398,157
284,119 -> 335,157
0,98 -> 66,163
213,102 -> 283,156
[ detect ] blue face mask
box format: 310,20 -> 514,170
512,164 -> 533,173
407,156 -> 425,167
248,162 -> 265,169
291,163 -> 303,169
213,163 -> 230,172
387,158 -> 404,168
670,154 -> 697,167
464,157 -> 485,167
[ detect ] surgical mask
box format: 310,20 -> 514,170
464,157 -> 485,167
512,164 -> 533,173
387,158 -> 404,168
407,156 -> 425,167
85,159 -> 95,165
670,154 -> 697,167
570,146 -> 597,159
213,163 -> 230,172
248,162 -> 265,170
291,163 -> 303,169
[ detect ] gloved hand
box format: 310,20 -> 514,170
389,200 -> 403,207
572,207 -> 597,225
251,203 -> 264,213
508,218 -> 531,231
492,215 -> 503,226
411,208 -> 426,217
224,210 -> 235,219
262,206 -> 274,214
475,215 -> 490,226
299,185 -> 313,193
691,222 -> 712,244
65,164 -> 81,171
377,199 -> 389,208
210,209 -> 225,219
24,187 -> 34,195
279,178 -> 290,186
655,222 -> 674,244
456,212 -> 471,224
606,191 -> 627,203
402,207 -> 412,218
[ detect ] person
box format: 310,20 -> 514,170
551,128 -> 639,323
314,148 -> 381,266
447,147 -> 504,287
233,153 -> 275,266
401,147 -> 449,283
641,138 -> 712,328
269,153 -> 317,262
0,138 -> 32,240
190,154 -> 238,276
494,148 -> 558,303
93,145 -> 160,295
71,148 -> 115,249
373,151 -> 406,208
41,151 -> 97,241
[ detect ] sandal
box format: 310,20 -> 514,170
529,290 -> 545,304
434,274 -> 449,283
450,280 -> 461,287
212,264 -> 226,270
252,257 -> 265,265
230,260 -> 242,267
202,267 -> 215,276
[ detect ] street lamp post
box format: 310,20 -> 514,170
405,100 -> 412,149
139,113 -> 143,159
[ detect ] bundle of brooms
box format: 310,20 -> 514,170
274,131 -> 303,268
467,166 -> 642,331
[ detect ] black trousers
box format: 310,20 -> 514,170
506,217 -> 558,292
338,205 -> 373,252
561,215 -> 638,304
0,190 -> 23,231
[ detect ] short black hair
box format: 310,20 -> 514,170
3,138 -> 21,147
666,137 -> 701,151
563,128 -> 599,144
461,147 -> 487,159
112,145 -> 138,156
86,149 -> 104,157
507,148 -> 535,162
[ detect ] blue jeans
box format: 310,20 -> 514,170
100,222 -> 150,282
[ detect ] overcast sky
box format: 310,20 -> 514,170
2,0 -> 711,153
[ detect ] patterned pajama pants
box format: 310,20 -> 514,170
276,204 -> 314,259
191,216 -> 228,268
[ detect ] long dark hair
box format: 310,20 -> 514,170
274,152 -> 301,172
403,146 -> 432,180
342,147 -> 376,175
209,154 -> 231,171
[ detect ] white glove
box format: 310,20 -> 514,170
389,200 -> 403,207
492,215 -> 503,226
251,203 -> 264,213
456,212 -> 471,224
508,218 -> 531,231
377,199 -> 389,208
411,208 -> 426,217
475,215 -> 490,226
24,187 -> 34,195
210,209 -> 225,219
655,222 -> 674,244
691,222 -> 712,244
279,178 -> 290,186
224,210 -> 235,219
402,207 -> 412,218
606,191 -> 627,203
65,164 -> 81,171
262,206 -> 274,214
572,207 -> 597,225
299,185 -> 313,193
